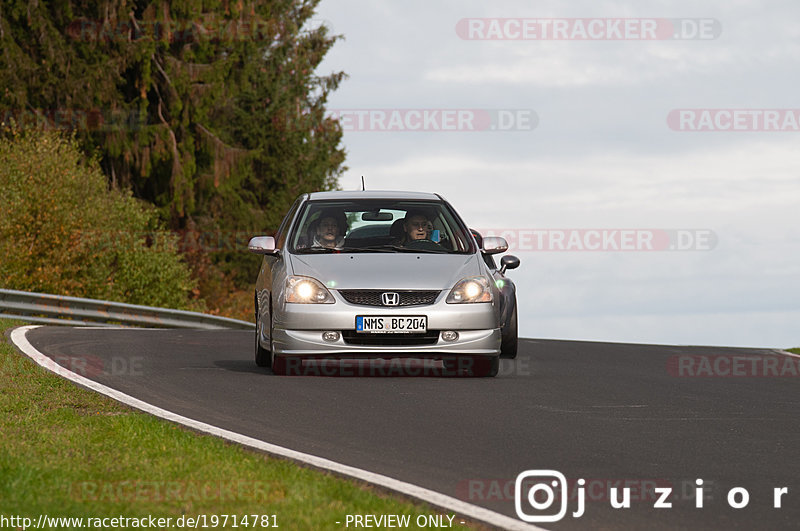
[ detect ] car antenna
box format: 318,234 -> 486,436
361,176 -> 365,191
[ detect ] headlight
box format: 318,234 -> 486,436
446,276 -> 493,304
285,276 -> 335,304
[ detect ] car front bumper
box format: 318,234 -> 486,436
271,295 -> 501,358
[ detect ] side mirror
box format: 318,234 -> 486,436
499,255 -> 520,274
482,236 -> 508,255
248,236 -> 277,255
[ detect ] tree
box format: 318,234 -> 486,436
0,0 -> 346,233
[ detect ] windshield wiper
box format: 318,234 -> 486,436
338,245 -> 399,253
294,245 -> 401,254
296,244 -> 450,254
340,244 -> 448,254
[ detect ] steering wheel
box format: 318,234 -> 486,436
404,238 -> 443,251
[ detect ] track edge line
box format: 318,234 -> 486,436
9,325 -> 542,531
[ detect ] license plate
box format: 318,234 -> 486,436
356,316 -> 427,333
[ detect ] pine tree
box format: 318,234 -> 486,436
0,0 -> 346,233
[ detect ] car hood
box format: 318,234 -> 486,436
288,253 -> 482,290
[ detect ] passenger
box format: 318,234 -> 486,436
310,209 -> 346,249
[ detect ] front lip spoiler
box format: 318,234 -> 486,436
270,328 -> 501,357
273,353 -> 495,360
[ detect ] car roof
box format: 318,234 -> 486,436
305,190 -> 444,202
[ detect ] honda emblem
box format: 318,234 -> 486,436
381,292 -> 400,306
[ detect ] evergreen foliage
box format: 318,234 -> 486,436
0,0 -> 346,233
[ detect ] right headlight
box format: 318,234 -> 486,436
285,276 -> 335,304
446,276 -> 493,304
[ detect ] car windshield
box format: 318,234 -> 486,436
289,199 -> 476,254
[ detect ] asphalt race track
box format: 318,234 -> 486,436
18,327 -> 800,530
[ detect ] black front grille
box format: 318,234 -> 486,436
342,330 -> 440,346
339,290 -> 440,307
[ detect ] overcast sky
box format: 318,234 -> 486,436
313,0 -> 800,348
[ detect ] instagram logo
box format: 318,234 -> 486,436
514,470 -> 790,521
515,470 -> 574,523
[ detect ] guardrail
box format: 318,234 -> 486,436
0,289 -> 254,330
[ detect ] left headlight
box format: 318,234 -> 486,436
285,276 -> 335,304
446,276 -> 493,304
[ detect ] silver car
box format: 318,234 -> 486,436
248,191 -> 520,376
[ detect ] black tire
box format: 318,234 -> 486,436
254,309 -> 272,368
500,303 -> 518,359
471,356 -> 500,377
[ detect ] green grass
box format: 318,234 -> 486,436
0,319 -> 475,529
788,348 -> 800,355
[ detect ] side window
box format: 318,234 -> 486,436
275,197 -> 302,249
